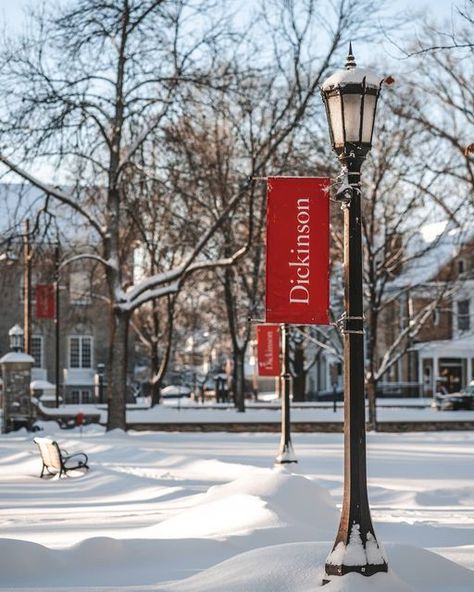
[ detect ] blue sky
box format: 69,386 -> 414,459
0,0 -> 463,187
0,0 -> 459,33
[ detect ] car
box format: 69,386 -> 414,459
160,385 -> 192,398
432,384 -> 474,411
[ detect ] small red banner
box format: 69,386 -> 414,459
265,177 -> 330,325
36,284 -> 56,319
257,324 -> 281,376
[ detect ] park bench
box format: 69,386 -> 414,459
33,437 -> 89,478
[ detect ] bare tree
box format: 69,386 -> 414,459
194,0 -> 385,410
0,0 -> 247,430
359,94 -> 456,429
392,3 -> 474,221
0,0 -> 390,425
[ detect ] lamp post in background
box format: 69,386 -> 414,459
97,363 -> 105,404
54,242 -> 61,408
275,323 -> 297,464
320,45 -> 387,579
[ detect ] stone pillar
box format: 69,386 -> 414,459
1,325 -> 35,433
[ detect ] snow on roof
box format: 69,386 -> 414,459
389,221 -> 473,289
412,333 -> 474,356
420,220 -> 448,243
30,379 -> 55,390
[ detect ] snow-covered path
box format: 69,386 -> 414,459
0,424 -> 473,590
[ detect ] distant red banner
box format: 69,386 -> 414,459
265,177 -> 330,325
36,284 -> 56,319
257,324 -> 281,376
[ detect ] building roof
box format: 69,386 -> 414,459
412,333 -> 474,357
389,221 -> 474,289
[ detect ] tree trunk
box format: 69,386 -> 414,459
233,348 -> 246,412
106,309 -> 129,431
150,296 -> 175,407
150,338 -> 161,407
150,381 -> 162,407
366,374 -> 377,432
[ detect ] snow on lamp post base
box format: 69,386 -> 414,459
325,524 -> 387,578
320,45 -> 387,580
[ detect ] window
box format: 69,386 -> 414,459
432,308 -> 440,326
457,259 -> 466,275
70,389 -> 92,404
457,300 -> 470,331
69,336 -> 93,368
31,335 -> 43,368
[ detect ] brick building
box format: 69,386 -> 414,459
377,224 -> 474,396
0,246 -> 113,404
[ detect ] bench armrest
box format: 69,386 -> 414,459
63,451 -> 89,468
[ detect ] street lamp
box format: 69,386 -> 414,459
9,324 -> 25,352
320,44 -> 387,579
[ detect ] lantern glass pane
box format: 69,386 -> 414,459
342,93 -> 362,142
327,94 -> 344,146
362,94 -> 377,143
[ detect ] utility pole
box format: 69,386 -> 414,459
23,219 -> 32,355
54,242 -> 61,408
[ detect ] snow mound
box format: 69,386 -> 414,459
160,542 -> 474,592
149,467 -> 338,540
1,539 -> 472,591
205,466 -> 338,530
416,486 -> 474,506
0,536 -> 229,588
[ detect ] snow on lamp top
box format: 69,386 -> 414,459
9,324 -> 24,352
321,46 -> 383,91
321,43 -> 384,156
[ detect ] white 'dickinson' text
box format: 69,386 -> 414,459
289,197 -> 310,305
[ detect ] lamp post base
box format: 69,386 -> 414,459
323,527 -> 388,582
274,442 -> 298,464
324,562 -> 388,578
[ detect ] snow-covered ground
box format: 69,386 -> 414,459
0,423 -> 473,591
37,398 -> 474,425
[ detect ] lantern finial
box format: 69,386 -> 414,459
345,42 -> 356,70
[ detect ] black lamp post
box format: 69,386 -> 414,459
97,363 -> 105,404
320,44 -> 387,579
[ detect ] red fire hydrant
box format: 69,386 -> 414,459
75,412 -> 85,434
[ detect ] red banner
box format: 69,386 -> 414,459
36,284 -> 56,319
265,177 -> 330,325
257,324 -> 281,376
